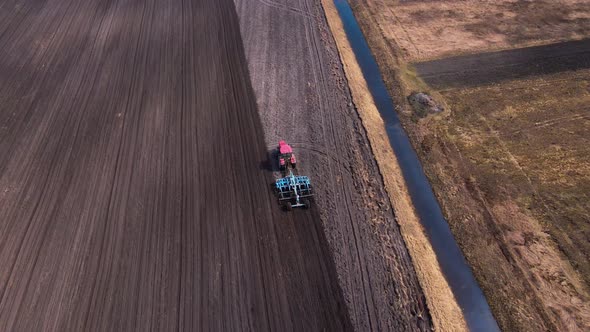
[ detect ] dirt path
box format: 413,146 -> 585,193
0,0 -> 352,330
233,0 -> 432,330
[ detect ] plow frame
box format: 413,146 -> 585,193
275,170 -> 313,209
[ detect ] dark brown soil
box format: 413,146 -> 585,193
414,38 -> 590,88
234,0 -> 432,331
0,0 -> 352,330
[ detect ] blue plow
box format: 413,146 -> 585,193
274,170 -> 313,210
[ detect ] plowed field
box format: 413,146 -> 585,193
0,0 -> 351,330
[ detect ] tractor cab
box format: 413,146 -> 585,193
278,140 -> 296,170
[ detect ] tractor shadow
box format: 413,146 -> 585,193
261,148 -> 281,195
260,148 -> 281,173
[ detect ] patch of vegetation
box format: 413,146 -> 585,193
408,92 -> 444,118
439,69 -> 590,284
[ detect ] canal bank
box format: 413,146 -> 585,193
321,0 -> 499,331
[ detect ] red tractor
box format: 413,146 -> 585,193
278,140 -> 296,171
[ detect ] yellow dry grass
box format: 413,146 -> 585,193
321,1 -> 467,331
357,0 -> 590,61
437,71 -> 590,330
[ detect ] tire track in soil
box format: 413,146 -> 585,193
0,0 -> 352,330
